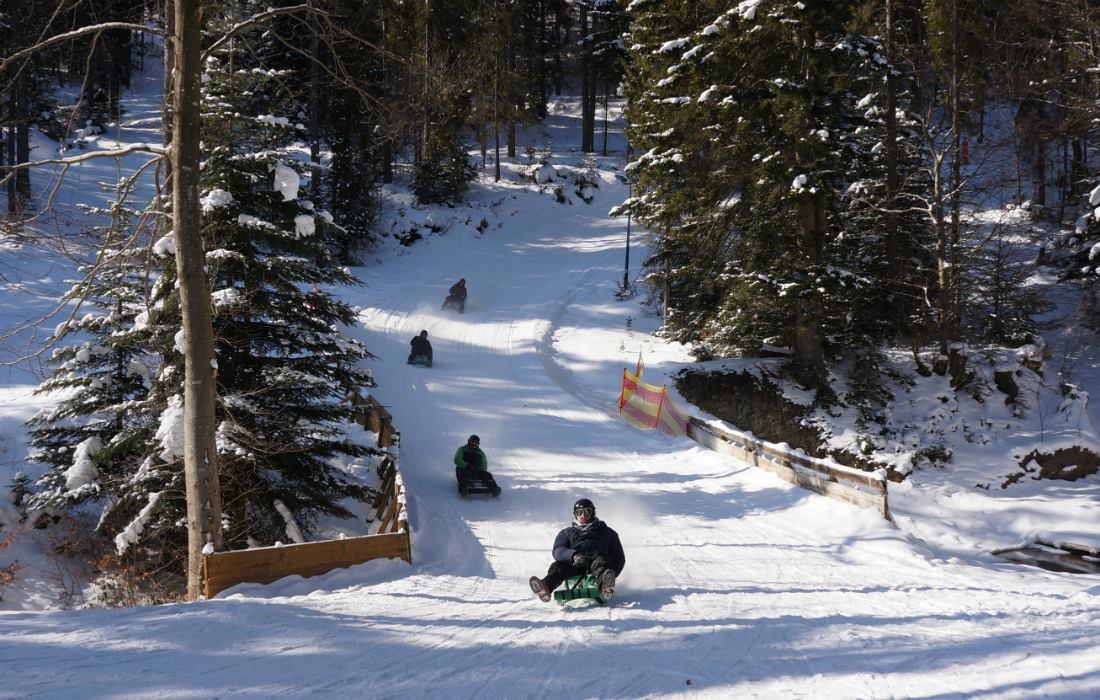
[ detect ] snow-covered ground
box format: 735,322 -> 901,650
2,88 -> 1100,697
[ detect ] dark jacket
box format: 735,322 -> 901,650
453,444 -> 487,471
410,335 -> 432,356
448,282 -> 467,301
552,519 -> 625,574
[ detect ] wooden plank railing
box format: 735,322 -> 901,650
689,417 -> 891,520
202,395 -> 411,598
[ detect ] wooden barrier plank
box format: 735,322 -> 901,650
690,418 -> 890,520
203,531 -> 411,598
202,390 -> 414,599
379,491 -> 399,534
692,417 -> 883,489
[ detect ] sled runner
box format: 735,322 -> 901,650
459,477 -> 501,498
554,574 -> 607,604
407,353 -> 432,367
441,295 -> 465,313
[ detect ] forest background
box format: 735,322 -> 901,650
0,0 -> 1098,604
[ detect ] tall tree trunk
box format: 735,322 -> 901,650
949,0 -> 962,343
420,0 -> 430,167
15,92 -> 29,205
580,4 -> 593,153
477,87 -> 487,168
1035,136 -> 1046,205
494,66 -> 501,183
163,0 -> 175,148
884,0 -> 901,333
933,155 -> 950,356
172,0 -> 223,601
537,0 -> 548,116
5,115 -> 14,214
506,12 -> 516,159
553,3 -> 563,96
309,6 -> 321,199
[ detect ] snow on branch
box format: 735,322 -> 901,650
203,4 -> 328,61
0,23 -> 164,74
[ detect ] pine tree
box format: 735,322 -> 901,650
193,16 -> 377,546
1065,182 -> 1100,329
27,201 -> 158,523
622,1 -> 914,385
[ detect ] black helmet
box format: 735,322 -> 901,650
467,434 -> 480,444
573,498 -> 595,517
419,330 -> 428,338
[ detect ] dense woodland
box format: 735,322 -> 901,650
1,1 -> 1098,600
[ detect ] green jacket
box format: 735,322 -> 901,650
454,445 -> 487,471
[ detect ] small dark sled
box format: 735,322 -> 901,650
407,353 -> 432,367
554,574 -> 606,604
459,478 -> 501,498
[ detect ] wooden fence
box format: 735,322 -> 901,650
203,397 -> 410,598
689,417 -> 891,520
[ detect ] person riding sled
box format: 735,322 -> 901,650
408,330 -> 433,366
443,278 -> 467,313
453,434 -> 500,497
529,498 -> 624,602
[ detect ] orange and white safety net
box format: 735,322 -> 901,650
618,368 -> 690,437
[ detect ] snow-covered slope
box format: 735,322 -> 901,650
3,112 -> 1100,696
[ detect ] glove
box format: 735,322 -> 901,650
572,553 -> 592,569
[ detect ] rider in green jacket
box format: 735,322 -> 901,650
453,434 -> 500,496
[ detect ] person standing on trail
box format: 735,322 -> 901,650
453,434 -> 500,496
529,498 -> 624,602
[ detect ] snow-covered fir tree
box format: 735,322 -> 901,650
184,17 -> 377,548
621,0 -> 917,384
1065,181 -> 1100,330
27,201 -> 159,524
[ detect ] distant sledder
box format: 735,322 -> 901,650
454,434 -> 501,497
407,330 -> 433,367
442,278 -> 467,313
529,498 -> 624,604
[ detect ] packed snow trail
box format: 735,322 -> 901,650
3,157 -> 1100,699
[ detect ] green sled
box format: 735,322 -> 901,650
554,574 -> 605,604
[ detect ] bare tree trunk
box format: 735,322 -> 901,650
163,0 -> 175,148
506,13 -> 516,160
949,13 -> 962,342
309,4 -> 321,199
601,80 -> 609,156
933,158 -> 950,356
494,66 -> 501,182
553,3 -> 563,96
172,0 -> 223,601
884,0 -> 901,332
6,92 -> 16,213
580,4 -> 593,153
477,86 -> 486,168
4,117 -> 13,213
1035,136 -> 1046,205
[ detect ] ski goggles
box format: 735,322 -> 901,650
574,506 -> 594,519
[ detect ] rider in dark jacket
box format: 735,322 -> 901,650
408,330 -> 432,364
529,498 -> 624,602
444,278 -> 467,312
